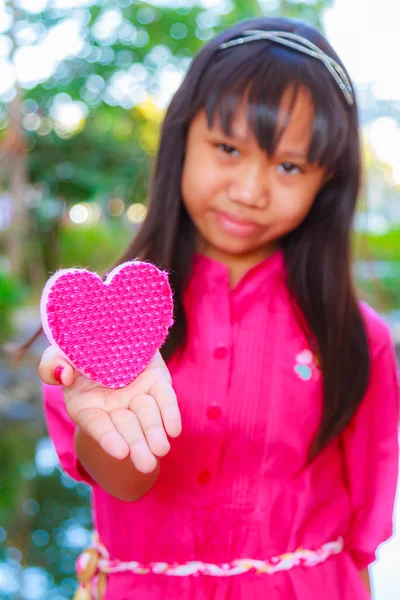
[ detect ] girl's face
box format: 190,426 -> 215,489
181,88 -> 328,272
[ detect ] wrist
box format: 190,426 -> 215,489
74,427 -> 161,501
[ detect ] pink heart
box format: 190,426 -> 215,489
41,261 -> 174,388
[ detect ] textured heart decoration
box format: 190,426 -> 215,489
41,261 -> 174,388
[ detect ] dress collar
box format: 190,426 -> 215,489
191,250 -> 286,294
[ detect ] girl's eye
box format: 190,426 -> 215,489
277,162 -> 303,175
216,143 -> 239,156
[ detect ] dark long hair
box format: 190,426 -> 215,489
119,16 -> 370,458
31,17 -> 371,459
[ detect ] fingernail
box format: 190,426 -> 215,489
54,365 -> 64,385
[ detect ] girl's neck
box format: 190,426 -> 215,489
197,241 -> 280,288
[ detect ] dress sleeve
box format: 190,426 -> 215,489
43,383 -> 95,485
341,328 -> 399,570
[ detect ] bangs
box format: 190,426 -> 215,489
191,42 -> 351,170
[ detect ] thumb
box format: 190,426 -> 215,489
38,346 -> 79,387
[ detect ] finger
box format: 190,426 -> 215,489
38,346 -> 77,386
144,352 -> 182,437
109,407 -> 159,473
129,393 -> 171,457
78,407 -> 130,460
149,381 -> 182,438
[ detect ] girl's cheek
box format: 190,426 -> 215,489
277,203 -> 310,230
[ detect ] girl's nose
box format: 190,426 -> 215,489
227,164 -> 269,209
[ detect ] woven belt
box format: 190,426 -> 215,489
73,533 -> 344,600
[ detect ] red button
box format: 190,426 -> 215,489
207,405 -> 222,421
198,470 -> 211,485
213,346 -> 228,360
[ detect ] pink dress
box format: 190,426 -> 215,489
44,251 -> 399,600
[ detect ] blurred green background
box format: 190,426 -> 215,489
0,1 -> 399,598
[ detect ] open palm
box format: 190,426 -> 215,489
40,349 -> 181,473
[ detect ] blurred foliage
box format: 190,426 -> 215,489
28,102 -> 159,207
354,229 -> 400,312
58,223 -> 131,273
0,421 -> 42,527
0,272 -> 25,341
357,273 -> 400,313
361,228 -> 400,260
0,420 -> 91,599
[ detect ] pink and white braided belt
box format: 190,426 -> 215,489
73,533 -> 344,600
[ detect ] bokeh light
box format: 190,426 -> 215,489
69,203 -> 89,225
22,499 -> 40,517
50,95 -> 88,137
107,197 -> 125,217
69,202 -> 101,225
126,202 -> 147,223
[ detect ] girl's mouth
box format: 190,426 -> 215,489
214,210 -> 262,237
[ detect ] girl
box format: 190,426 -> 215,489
38,17 -> 399,600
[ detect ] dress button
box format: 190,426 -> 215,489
213,346 -> 228,360
198,470 -> 211,485
207,405 -> 222,421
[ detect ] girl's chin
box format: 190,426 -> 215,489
203,237 -> 277,261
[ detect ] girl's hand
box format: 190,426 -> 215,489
38,347 -> 182,473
